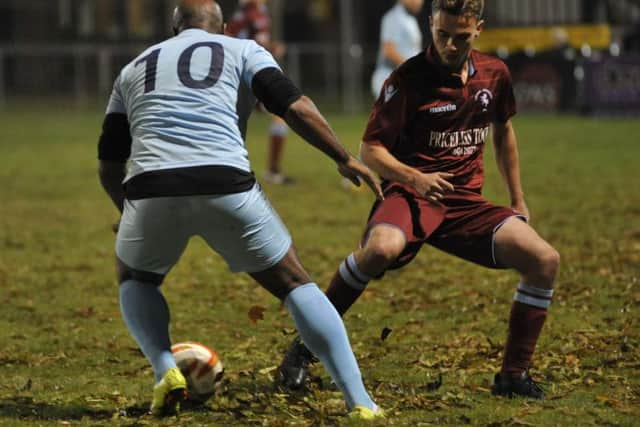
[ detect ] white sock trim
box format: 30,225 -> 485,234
517,282 -> 554,298
513,283 -> 553,309
346,254 -> 371,283
339,257 -> 369,291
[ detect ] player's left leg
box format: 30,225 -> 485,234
492,217 -> 560,398
263,115 -> 293,185
116,197 -> 191,414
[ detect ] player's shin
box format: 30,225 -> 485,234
501,283 -> 554,376
284,283 -> 376,411
326,253 -> 372,315
119,280 -> 177,382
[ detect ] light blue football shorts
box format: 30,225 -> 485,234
115,184 -> 292,275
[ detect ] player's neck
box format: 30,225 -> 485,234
432,48 -> 471,84
451,59 -> 470,84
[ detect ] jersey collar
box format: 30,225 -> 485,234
177,28 -> 209,37
425,44 -> 477,86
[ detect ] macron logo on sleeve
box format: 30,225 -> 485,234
384,84 -> 399,103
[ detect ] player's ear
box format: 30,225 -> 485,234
475,19 -> 485,36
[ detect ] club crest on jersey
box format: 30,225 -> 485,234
474,88 -> 493,112
384,84 -> 398,103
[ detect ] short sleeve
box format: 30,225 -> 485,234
495,65 -> 517,122
362,72 -> 409,150
105,74 -> 126,115
241,40 -> 280,86
380,14 -> 402,45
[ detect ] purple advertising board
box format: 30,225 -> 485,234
583,56 -> 640,111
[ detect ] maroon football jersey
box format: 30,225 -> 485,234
363,46 -> 516,193
226,1 -> 271,47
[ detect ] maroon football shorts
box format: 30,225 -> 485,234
363,183 -> 526,270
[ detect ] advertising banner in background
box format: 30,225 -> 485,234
583,56 -> 640,112
508,54 -> 577,112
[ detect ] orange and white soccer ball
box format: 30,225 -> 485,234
171,341 -> 224,402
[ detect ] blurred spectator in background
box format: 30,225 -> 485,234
227,0 -> 293,185
371,0 -> 424,98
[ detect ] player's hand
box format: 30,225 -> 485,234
512,199 -> 530,222
337,156 -> 384,200
412,172 -> 455,204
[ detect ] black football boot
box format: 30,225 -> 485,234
277,336 -> 316,390
492,371 -> 545,399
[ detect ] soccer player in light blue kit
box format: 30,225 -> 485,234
371,0 -> 424,97
97,0 -> 384,420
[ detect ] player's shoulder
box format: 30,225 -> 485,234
381,3 -> 401,23
471,50 -> 512,77
394,51 -> 431,82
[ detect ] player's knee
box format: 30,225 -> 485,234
364,235 -> 404,268
544,247 -> 561,278
534,247 -> 560,285
116,257 -> 164,286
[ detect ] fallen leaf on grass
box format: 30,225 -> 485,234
74,306 -> 95,318
380,327 -> 392,341
248,306 -> 266,324
424,374 -> 443,391
258,365 -> 277,375
18,378 -> 32,392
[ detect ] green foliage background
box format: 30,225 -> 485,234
0,107 -> 638,426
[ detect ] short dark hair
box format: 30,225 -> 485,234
431,0 -> 484,19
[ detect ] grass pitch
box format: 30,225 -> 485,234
0,105 -> 638,426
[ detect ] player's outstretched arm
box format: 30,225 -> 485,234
492,119 -> 529,219
285,97 -> 383,200
251,67 -> 382,200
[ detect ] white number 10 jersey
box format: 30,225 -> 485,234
106,28 -> 280,182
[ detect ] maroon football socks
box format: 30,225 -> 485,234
501,283 -> 553,376
326,253 -> 371,316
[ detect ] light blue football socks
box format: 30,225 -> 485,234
284,283 -> 376,410
119,280 -> 177,382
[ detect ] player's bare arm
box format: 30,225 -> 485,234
285,97 -> 383,200
382,41 -> 407,67
251,67 -> 382,199
360,141 -> 454,203
492,119 -> 529,219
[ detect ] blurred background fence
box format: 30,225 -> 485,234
0,0 -> 639,113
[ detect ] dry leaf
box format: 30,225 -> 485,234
380,327 -> 392,341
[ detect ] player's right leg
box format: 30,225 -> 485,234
250,248 -> 382,418
277,225 -> 406,390
115,197 -> 191,415
279,185 -> 444,390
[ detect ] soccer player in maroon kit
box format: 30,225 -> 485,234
279,0 -> 560,399
227,0 -> 292,184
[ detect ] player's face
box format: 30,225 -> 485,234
430,11 -> 483,71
